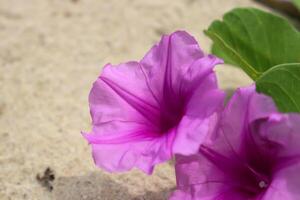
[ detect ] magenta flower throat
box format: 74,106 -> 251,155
83,31 -> 225,174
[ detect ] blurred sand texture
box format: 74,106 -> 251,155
0,0 -> 271,199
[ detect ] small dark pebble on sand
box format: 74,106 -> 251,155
36,167 -> 55,191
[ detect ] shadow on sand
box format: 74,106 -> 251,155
53,172 -> 172,200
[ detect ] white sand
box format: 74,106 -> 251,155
0,0 -> 270,199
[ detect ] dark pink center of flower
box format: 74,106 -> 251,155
235,163 -> 271,196
159,105 -> 184,133
200,145 -> 274,198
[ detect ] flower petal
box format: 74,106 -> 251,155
172,113 -> 218,156
90,62 -> 160,132
262,162 -> 300,200
170,154 -> 246,200
258,113 -> 300,159
140,31 -> 221,106
210,85 -> 277,159
84,132 -> 175,174
184,57 -> 225,118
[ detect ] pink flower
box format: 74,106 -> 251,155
170,86 -> 300,200
83,31 -> 224,174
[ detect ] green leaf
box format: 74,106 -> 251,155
292,0 -> 300,11
205,8 -> 300,80
256,63 -> 300,113
211,43 -> 236,66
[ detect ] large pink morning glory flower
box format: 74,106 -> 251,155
83,31 -> 225,174
170,86 -> 300,200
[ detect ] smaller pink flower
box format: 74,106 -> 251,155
171,86 -> 300,200
83,31 -> 224,174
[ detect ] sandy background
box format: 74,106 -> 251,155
0,0 -> 272,199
